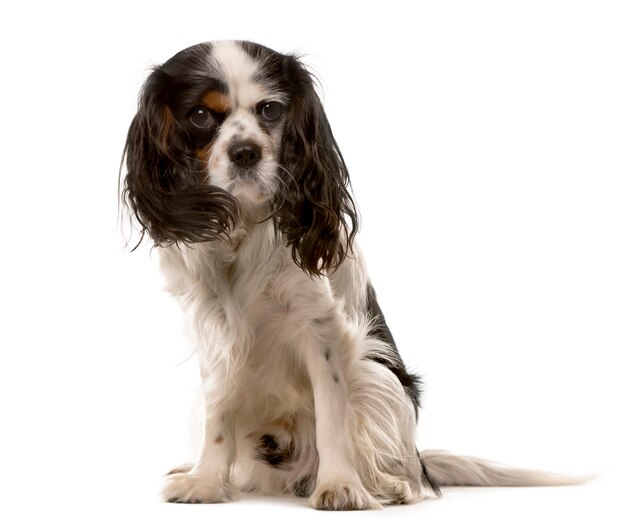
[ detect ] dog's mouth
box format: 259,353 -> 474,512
229,165 -> 261,185
226,171 -> 275,205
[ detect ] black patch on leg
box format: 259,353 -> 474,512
256,434 -> 296,469
365,283 -> 422,415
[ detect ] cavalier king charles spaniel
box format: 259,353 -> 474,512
121,40 -> 577,510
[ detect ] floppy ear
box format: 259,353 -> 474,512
121,68 -> 238,248
277,60 -> 359,276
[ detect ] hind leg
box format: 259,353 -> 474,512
237,412 -> 319,500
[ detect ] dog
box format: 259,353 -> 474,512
121,40 -> 578,510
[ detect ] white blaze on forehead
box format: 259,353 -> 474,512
212,41 -> 266,109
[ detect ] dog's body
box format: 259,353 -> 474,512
158,220 -> 424,508
122,40 -> 578,510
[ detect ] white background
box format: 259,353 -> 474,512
1,1 -> 624,526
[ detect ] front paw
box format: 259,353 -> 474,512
311,481 -> 381,511
162,472 -> 230,504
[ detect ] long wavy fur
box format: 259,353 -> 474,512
121,61 -> 239,249
275,56 -> 358,275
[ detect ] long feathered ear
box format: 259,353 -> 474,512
277,59 -> 359,276
121,68 -> 238,248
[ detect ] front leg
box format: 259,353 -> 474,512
302,333 -> 381,510
162,377 -> 235,504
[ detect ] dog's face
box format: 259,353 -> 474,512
161,42 -> 288,205
122,40 -> 358,275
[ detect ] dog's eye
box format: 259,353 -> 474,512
258,101 -> 283,121
189,106 -> 215,128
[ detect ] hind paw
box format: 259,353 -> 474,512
385,479 -> 421,504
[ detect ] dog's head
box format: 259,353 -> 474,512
122,40 -> 358,275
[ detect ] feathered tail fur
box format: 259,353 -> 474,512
421,450 -> 587,488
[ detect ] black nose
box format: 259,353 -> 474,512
228,142 -> 262,168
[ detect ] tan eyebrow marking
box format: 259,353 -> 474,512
201,91 -> 231,114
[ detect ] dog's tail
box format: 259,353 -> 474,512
421,450 -> 587,488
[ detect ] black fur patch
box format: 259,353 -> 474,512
256,434 -> 296,469
365,283 -> 422,415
